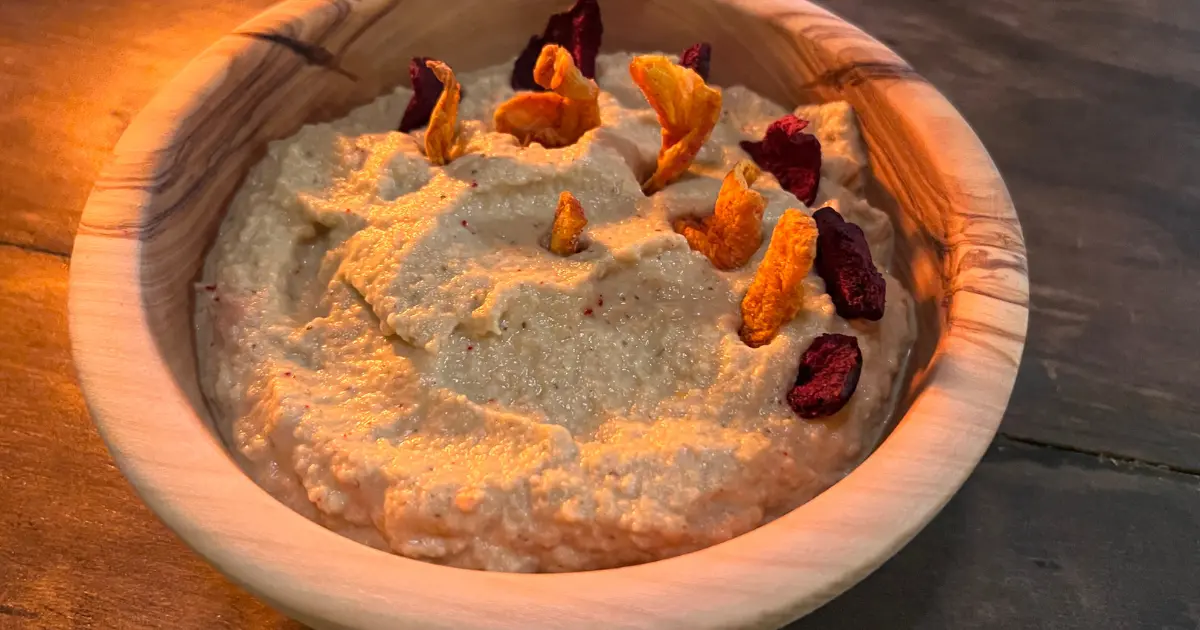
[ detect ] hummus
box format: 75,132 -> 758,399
196,52 -> 915,572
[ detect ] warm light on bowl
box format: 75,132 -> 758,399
68,0 -> 1027,627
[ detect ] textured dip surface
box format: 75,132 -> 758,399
196,52 -> 915,572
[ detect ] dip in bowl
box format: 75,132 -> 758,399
70,0 -> 1028,626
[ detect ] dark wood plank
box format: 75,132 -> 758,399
0,0 -> 278,255
823,0 -> 1200,471
792,437 -> 1200,630
0,245 -> 302,629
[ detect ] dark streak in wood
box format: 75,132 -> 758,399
0,604 -> 40,619
798,61 -> 926,90
237,32 -> 360,81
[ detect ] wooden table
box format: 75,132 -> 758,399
1,0 -> 1197,627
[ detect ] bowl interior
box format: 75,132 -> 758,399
127,0 -> 956,440
70,0 -> 1028,627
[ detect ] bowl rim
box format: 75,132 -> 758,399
68,0 -> 1029,627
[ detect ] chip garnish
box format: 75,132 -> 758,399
399,56 -> 459,132
739,209 -> 819,347
673,160 -> 766,270
813,206 -> 886,320
679,42 -> 712,81
549,191 -> 588,256
740,114 -> 822,206
494,44 -> 601,148
788,333 -> 863,419
511,0 -> 603,91
424,60 -> 461,165
629,55 -> 722,194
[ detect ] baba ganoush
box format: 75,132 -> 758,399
196,49 -> 915,572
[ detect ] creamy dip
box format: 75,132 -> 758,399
196,52 -> 915,572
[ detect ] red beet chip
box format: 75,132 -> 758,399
680,42 -> 712,81
511,0 -> 603,91
740,114 -> 822,206
813,207 -> 886,320
787,333 -> 862,419
400,57 -> 446,132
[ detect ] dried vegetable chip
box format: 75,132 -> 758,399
629,55 -> 722,194
739,209 -> 819,347
679,42 -> 712,81
399,56 -> 461,132
740,114 -> 822,206
424,60 -> 461,165
787,333 -> 863,418
511,0 -> 603,91
813,207 -> 886,320
673,160 -> 765,270
494,45 -> 601,148
549,191 -> 588,255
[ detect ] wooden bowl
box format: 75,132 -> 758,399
68,0 -> 1028,627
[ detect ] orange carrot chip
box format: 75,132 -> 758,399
673,160 -> 766,270
629,55 -> 722,194
549,191 -> 588,256
424,60 -> 461,165
739,209 -> 819,347
494,45 -> 600,148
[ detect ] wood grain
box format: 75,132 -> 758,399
0,0 -> 279,255
67,0 -> 1026,627
0,245 -> 299,630
821,0 -> 1200,472
795,437 -> 1200,630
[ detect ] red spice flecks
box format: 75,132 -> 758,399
583,308 -> 594,316
471,180 -> 479,188
813,207 -> 886,320
597,296 -> 604,307
461,220 -> 469,227
787,333 -> 863,419
740,114 -> 822,206
467,345 -> 474,351
283,371 -> 293,377
203,284 -> 217,292
511,0 -> 603,90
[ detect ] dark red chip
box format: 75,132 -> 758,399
680,42 -> 712,81
739,114 -> 822,206
787,333 -> 862,419
400,57 -> 450,132
813,207 -> 886,320
511,0 -> 603,91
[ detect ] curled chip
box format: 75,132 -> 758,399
673,160 -> 765,270
512,0 -> 603,91
549,191 -> 588,255
679,42 -> 712,81
424,60 -> 461,165
494,45 -> 601,148
399,56 -> 461,132
787,333 -> 863,419
630,55 -> 722,194
739,209 -> 819,347
740,114 -> 822,206
813,207 -> 886,320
